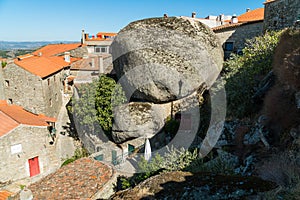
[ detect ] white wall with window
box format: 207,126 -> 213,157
94,46 -> 109,54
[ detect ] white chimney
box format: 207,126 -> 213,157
246,8 -> 250,12
231,14 -> 238,24
38,52 -> 42,57
192,12 -> 196,18
64,52 -> 70,63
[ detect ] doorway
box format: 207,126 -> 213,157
28,156 -> 40,177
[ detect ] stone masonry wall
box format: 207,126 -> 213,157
3,63 -> 45,114
215,22 -> 264,53
0,125 -> 56,182
3,63 -> 63,117
0,61 -> 6,99
41,70 -> 64,118
264,0 -> 300,31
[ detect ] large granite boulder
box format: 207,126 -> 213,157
112,17 -> 223,103
112,102 -> 170,143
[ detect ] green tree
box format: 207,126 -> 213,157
72,80 -> 98,132
95,75 -> 126,134
72,75 -> 126,137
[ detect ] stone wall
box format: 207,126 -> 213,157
41,71 -> 64,117
0,125 -> 56,182
3,63 -> 64,117
264,0 -> 300,31
0,61 -> 5,99
214,22 -> 263,58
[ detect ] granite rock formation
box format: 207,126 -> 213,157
112,17 -> 223,103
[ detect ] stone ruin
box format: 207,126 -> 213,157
111,17 -> 224,143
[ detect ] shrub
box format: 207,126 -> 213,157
223,30 -> 283,118
61,147 -> 89,167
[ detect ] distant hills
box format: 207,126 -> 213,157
0,41 -> 78,50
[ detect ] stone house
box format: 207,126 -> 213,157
263,0 -> 300,31
1,43 -> 83,117
70,53 -> 113,83
213,8 -> 265,59
180,12 -> 232,28
0,101 -> 57,182
81,30 -> 116,54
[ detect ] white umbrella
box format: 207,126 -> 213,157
144,138 -> 152,161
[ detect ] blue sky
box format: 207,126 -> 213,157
0,0 -> 265,41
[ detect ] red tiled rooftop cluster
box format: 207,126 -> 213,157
28,158 -> 114,199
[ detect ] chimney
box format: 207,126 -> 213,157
192,12 -> 196,18
246,8 -> 250,12
219,14 -> 225,25
231,14 -> 238,24
163,13 -> 168,18
64,52 -> 70,63
81,30 -> 85,44
38,52 -> 42,57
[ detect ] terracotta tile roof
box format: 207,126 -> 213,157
264,0 -> 276,4
70,54 -> 111,70
0,190 -> 13,200
212,22 -> 244,31
213,8 -> 264,31
28,158 -> 114,199
14,56 -> 78,78
96,32 -> 117,37
238,8 -> 264,22
0,102 -> 54,136
0,111 -> 19,137
32,43 -> 82,57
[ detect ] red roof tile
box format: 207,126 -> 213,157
96,32 -> 117,37
264,0 -> 276,4
0,190 -> 13,200
14,56 -> 78,78
0,102 -> 55,136
28,158 -> 114,199
213,8 -> 264,31
32,43 -> 82,57
212,22 -> 244,31
238,8 -> 264,22
0,111 -> 19,137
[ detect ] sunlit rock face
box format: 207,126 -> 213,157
111,17 -> 223,103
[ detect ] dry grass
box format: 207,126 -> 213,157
256,151 -> 300,187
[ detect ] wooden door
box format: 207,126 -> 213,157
28,156 -> 40,177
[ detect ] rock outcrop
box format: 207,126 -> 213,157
112,90 -> 202,143
112,102 -> 170,143
112,17 -> 223,103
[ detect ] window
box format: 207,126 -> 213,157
8,98 -> 13,104
224,42 -> 234,51
47,78 -> 50,86
53,75 -> 56,82
5,80 -> 9,87
49,98 -> 52,107
95,46 -> 108,53
55,93 -> 58,101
